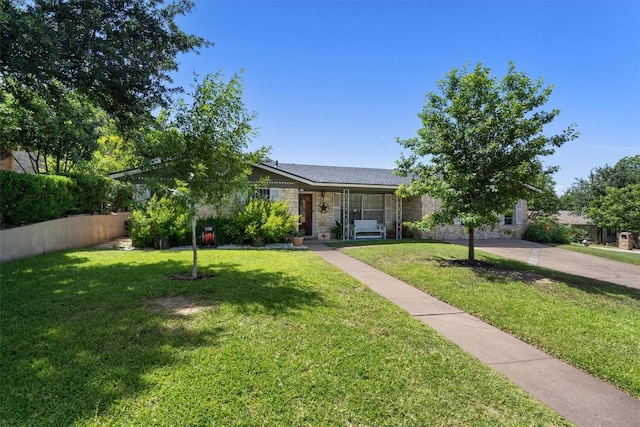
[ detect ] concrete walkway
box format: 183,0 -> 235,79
448,239 -> 640,290
307,242 -> 640,427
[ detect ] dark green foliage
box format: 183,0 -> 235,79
194,216 -> 234,246
108,180 -> 134,212
560,155 -> 640,214
0,84 -> 105,174
0,170 -> 133,226
527,174 -> 560,220
1,0 -> 209,129
224,199 -> 298,246
522,219 -> 572,244
588,184 -> 640,232
130,195 -> 190,248
64,173 -> 112,214
330,220 -> 343,240
0,170 -> 74,224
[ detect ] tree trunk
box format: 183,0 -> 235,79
191,214 -> 198,279
468,226 -> 475,263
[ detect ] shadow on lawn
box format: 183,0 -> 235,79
0,251 -> 324,425
432,252 -> 640,302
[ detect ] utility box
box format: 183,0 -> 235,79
618,232 -> 634,250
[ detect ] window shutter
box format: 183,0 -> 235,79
384,194 -> 392,225
333,193 -> 341,222
515,200 -> 523,224
499,214 -> 505,225
270,188 -> 280,201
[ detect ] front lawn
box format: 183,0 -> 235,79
553,243 -> 640,266
338,241 -> 640,398
0,249 -> 569,426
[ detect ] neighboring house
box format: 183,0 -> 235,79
0,150 -> 38,174
110,161 -> 527,241
556,210 -> 617,244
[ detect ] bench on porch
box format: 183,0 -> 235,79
353,220 -> 386,239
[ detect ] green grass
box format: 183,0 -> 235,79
0,249 -> 570,426
337,241 -> 640,398
552,243 -> 640,266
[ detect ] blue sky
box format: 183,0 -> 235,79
171,0 -> 640,194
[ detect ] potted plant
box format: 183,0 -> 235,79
292,230 -> 304,247
330,220 -> 343,240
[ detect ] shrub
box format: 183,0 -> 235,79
194,216 -> 234,246
565,225 -> 591,243
0,171 -> 136,227
0,171 -> 74,225
523,219 -> 572,244
64,173 -> 112,214
224,199 -> 298,246
130,195 -> 190,248
109,180 -> 134,212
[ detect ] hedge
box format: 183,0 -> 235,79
0,170 -> 133,226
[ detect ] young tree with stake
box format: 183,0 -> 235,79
142,72 -> 268,278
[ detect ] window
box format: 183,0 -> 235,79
134,184 -> 150,202
256,188 -> 271,200
503,212 -> 514,225
349,194 -> 384,224
254,188 -> 280,201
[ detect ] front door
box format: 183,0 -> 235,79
299,193 -> 313,236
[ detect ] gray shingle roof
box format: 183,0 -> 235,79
261,162 -> 411,187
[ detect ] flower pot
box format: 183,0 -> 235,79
292,236 -> 304,247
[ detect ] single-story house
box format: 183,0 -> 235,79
110,161 -> 528,241
556,210 -> 617,244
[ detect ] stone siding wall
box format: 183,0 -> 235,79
315,192 -> 335,236
280,188 -> 299,217
402,195 -> 527,240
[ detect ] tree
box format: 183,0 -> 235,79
75,132 -> 140,176
142,72 -> 268,278
396,62 -> 577,262
588,184 -> 640,233
527,173 -> 560,221
1,0 -> 209,129
0,82 -> 105,173
560,155 -> 640,214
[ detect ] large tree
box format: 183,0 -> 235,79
587,184 -> 640,233
1,0 -> 209,129
560,155 -> 640,214
141,72 -> 268,278
396,62 -> 577,262
0,82 -> 105,173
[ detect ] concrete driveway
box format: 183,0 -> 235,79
448,239 -> 640,290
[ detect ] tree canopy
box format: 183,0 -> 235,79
587,184 -> 640,233
0,83 -> 105,173
396,62 -> 577,261
560,155 -> 640,214
1,0 -> 209,129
